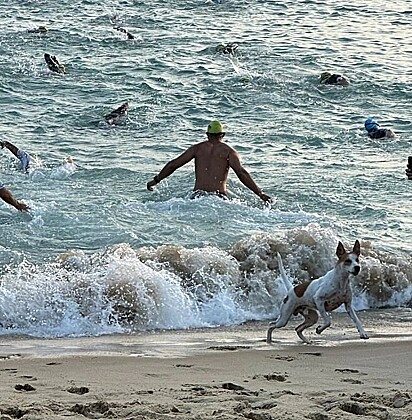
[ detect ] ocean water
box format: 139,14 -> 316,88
0,0 -> 411,338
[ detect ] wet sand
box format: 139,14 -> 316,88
0,311 -> 411,419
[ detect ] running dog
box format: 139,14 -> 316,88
267,240 -> 369,344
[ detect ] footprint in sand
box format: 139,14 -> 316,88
67,386 -> 89,395
15,383 -> 36,391
341,378 -> 363,384
0,354 -> 21,360
268,355 -> 295,362
19,375 -> 37,380
299,352 -> 322,357
335,368 -> 360,373
208,345 -> 251,351
252,373 -> 288,382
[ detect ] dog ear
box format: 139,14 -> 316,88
336,241 -> 346,258
353,240 -> 360,256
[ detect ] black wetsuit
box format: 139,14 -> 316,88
367,128 -> 389,139
323,74 -> 342,84
44,53 -> 64,73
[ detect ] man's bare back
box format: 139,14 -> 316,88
147,120 -> 271,203
192,140 -> 232,195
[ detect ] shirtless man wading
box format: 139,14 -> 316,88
147,120 -> 271,203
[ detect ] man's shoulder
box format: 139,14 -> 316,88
203,141 -> 235,150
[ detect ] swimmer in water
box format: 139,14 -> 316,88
0,181 -> 30,211
364,118 -> 395,139
319,72 -> 350,86
216,43 -> 239,56
114,27 -> 135,39
44,53 -> 66,74
104,102 -> 129,125
147,120 -> 271,203
1,140 -> 32,173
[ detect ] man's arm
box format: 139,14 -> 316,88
1,141 -> 19,158
147,146 -> 196,191
228,150 -> 271,203
0,186 -> 30,211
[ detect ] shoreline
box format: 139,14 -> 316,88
0,312 -> 411,419
0,338 -> 411,419
0,309 -> 411,359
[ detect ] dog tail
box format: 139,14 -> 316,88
277,252 -> 293,291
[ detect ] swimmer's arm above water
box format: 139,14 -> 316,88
147,146 -> 196,191
0,185 -> 30,212
0,141 -> 19,158
228,150 -> 272,203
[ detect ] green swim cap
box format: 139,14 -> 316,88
207,120 -> 225,134
320,72 -> 332,82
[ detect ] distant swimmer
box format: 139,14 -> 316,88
147,120 -> 272,203
44,53 -> 66,74
104,102 -> 129,125
114,27 -> 134,40
405,156 -> 412,180
216,43 -> 239,55
0,182 -> 30,211
28,26 -> 48,34
364,118 -> 395,139
319,72 -> 350,86
1,141 -> 31,173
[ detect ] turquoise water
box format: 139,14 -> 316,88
0,0 -> 411,337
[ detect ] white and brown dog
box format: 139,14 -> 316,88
267,240 -> 369,344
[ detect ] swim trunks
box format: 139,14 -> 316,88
190,190 -> 228,200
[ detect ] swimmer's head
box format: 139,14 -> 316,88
365,118 -> 379,132
38,26 -> 48,33
207,120 -> 225,135
320,72 -> 332,82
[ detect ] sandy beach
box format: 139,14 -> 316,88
0,312 -> 411,420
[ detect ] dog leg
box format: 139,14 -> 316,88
266,316 -> 290,343
314,301 -> 332,335
345,302 -> 369,339
266,324 -> 276,343
266,297 -> 294,343
296,309 -> 318,344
